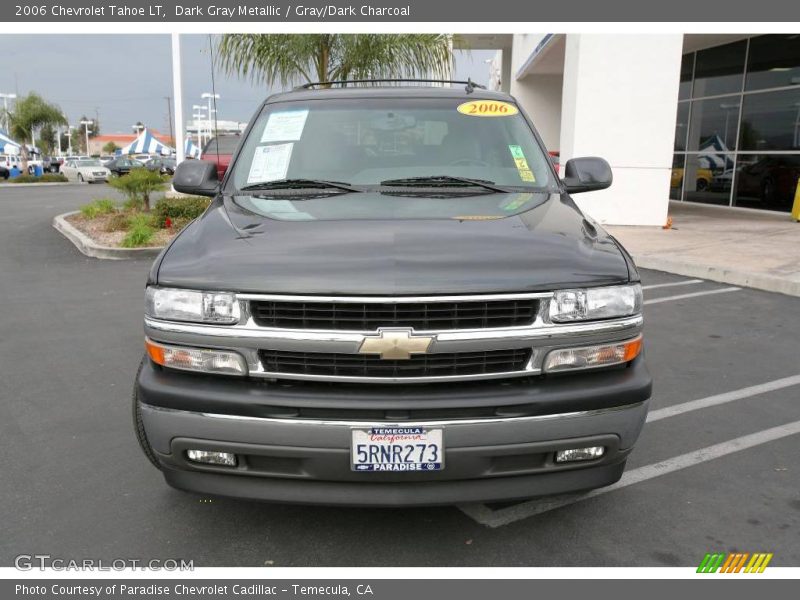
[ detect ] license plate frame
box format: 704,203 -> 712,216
350,426 -> 444,472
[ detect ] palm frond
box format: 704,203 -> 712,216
216,34 -> 455,89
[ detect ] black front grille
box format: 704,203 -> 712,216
259,348 -> 532,379
250,299 -> 538,330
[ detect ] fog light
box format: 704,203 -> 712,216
186,450 -> 237,467
555,446 -> 605,463
544,335 -> 642,372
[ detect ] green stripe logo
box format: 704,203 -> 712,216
697,553 -> 727,573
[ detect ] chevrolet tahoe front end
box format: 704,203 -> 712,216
133,83 -> 652,506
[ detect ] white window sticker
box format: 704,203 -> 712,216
247,143 -> 293,183
260,110 -> 309,143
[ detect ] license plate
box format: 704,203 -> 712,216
351,427 -> 444,472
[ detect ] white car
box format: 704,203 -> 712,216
0,154 -> 22,171
61,158 -> 111,183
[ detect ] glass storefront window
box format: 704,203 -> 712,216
670,154 -> 685,200
674,102 -> 690,151
733,154 -> 800,211
672,36 -> 800,213
681,153 -> 734,206
738,88 -> 800,151
745,34 -> 800,92
686,96 -> 740,153
692,41 -> 746,98
679,54 -> 694,101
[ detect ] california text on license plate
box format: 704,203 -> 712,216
351,427 -> 444,472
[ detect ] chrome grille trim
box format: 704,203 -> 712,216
236,292 -> 554,303
143,292 -> 642,384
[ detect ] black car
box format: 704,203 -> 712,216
145,157 -> 177,175
134,81 -> 651,506
105,157 -> 145,177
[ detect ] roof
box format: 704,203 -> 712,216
266,85 -> 514,104
92,130 -> 169,144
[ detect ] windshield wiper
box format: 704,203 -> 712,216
380,175 -> 510,194
240,179 -> 361,193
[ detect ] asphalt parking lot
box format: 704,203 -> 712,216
1,185 -> 798,568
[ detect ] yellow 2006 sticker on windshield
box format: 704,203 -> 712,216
457,100 -> 519,117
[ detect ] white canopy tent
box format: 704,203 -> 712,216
117,128 -> 174,156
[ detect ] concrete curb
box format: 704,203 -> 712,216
1,182 -> 77,188
632,254 -> 800,298
53,211 -> 163,260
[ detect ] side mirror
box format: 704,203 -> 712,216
173,160 -> 219,197
562,157 -> 613,194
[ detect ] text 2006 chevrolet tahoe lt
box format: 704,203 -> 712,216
133,81 -> 651,506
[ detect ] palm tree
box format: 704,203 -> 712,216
216,34 -> 454,88
5,92 -> 67,172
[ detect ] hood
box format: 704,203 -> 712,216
155,192 -> 631,295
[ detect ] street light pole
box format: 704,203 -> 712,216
192,105 -> 206,148
201,92 -> 220,142
171,33 -> 185,163
80,119 -> 92,155
0,92 -> 17,131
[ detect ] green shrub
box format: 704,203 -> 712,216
11,173 -> 68,184
123,197 -> 144,212
107,168 -> 169,211
152,196 -> 210,227
79,198 -> 117,219
104,213 -> 130,232
120,214 -> 156,248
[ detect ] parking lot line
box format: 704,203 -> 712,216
647,374 -> 800,423
459,419 -> 800,528
641,279 -> 704,291
643,287 -> 741,305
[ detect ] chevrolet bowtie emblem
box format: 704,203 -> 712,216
358,329 -> 435,360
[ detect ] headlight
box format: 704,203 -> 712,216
549,284 -> 642,322
145,286 -> 240,324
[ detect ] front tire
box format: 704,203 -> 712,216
132,358 -> 162,470
77,173 -> 84,183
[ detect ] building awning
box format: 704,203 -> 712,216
0,129 -> 21,154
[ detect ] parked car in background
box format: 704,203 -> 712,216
105,157 -> 144,177
145,157 -> 176,175
736,155 -> 800,209
43,156 -> 62,173
0,154 -> 22,172
61,158 -> 111,183
549,151 -> 560,174
709,168 -> 734,193
670,166 -> 713,191
99,155 -> 116,165
201,134 -> 241,179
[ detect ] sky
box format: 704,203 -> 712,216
0,35 -> 496,136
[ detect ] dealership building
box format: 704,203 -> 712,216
464,34 -> 800,226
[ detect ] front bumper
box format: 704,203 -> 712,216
136,358 -> 651,506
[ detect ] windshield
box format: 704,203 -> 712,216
229,97 -> 556,192
77,160 -> 102,167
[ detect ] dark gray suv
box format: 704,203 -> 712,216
133,81 -> 651,506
